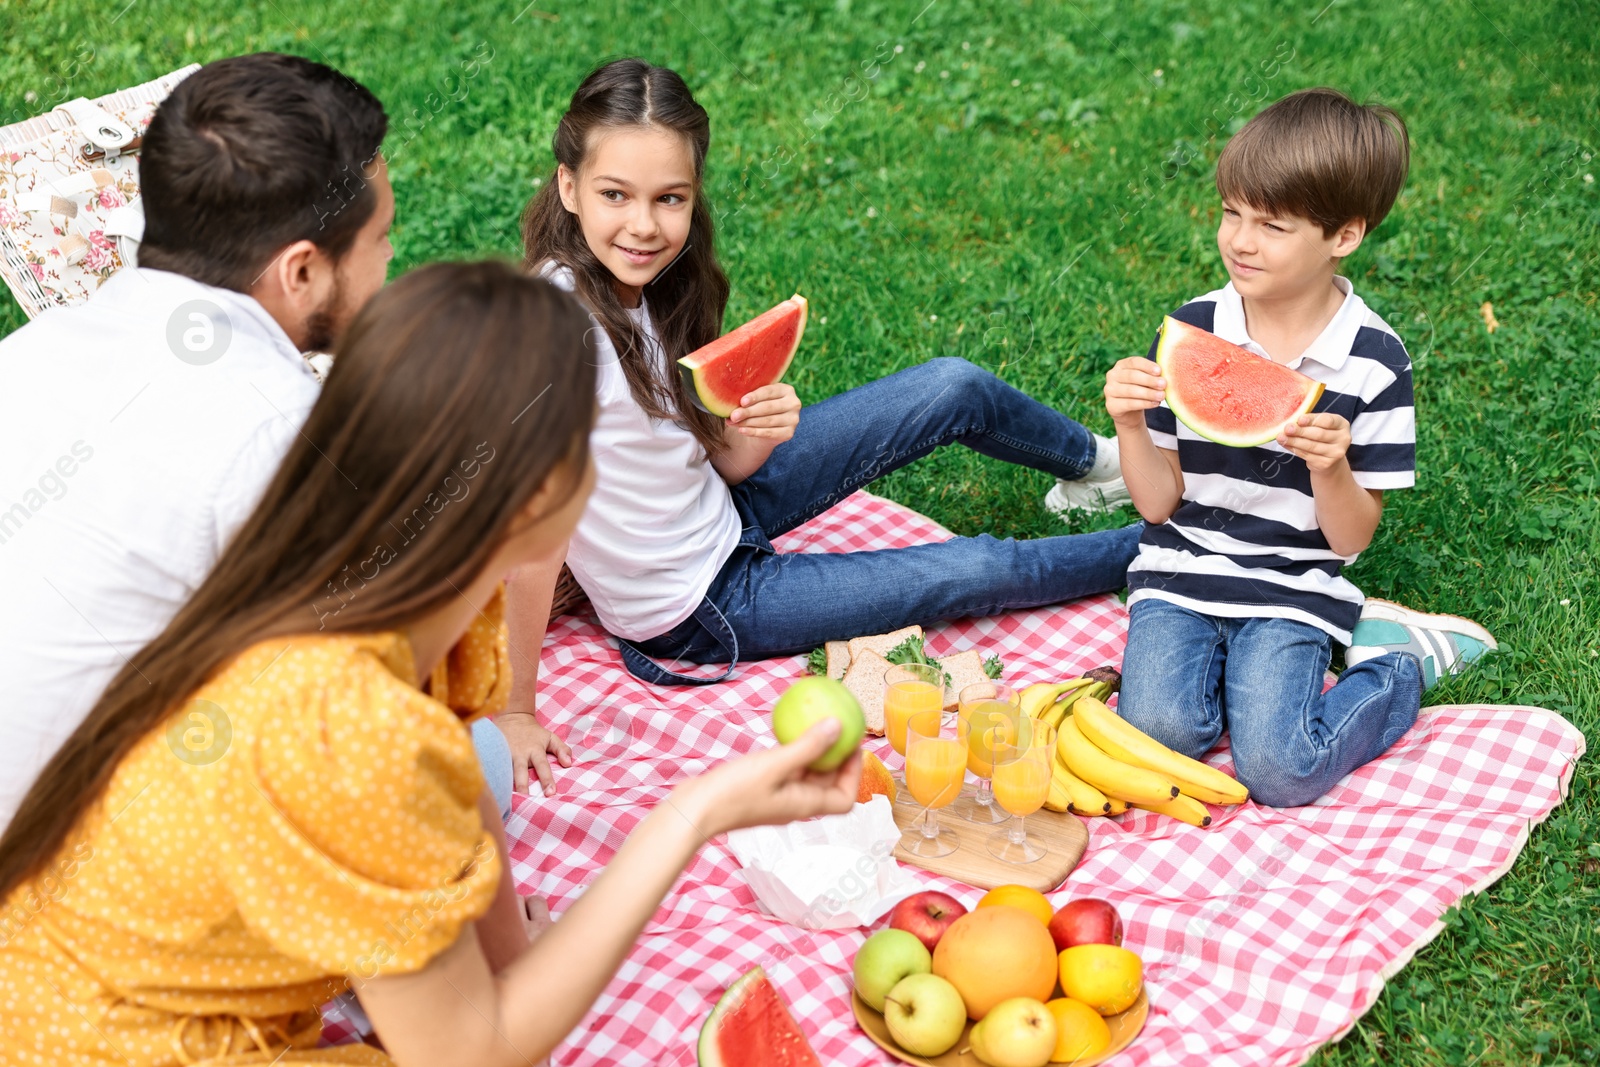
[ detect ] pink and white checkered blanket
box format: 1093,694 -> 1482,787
327,490 -> 1585,1066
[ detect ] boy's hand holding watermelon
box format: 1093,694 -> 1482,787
1276,410 -> 1352,473
1103,356 -> 1167,427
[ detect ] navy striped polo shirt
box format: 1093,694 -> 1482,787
1126,276 -> 1416,644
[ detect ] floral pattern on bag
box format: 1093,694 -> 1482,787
0,81 -> 177,316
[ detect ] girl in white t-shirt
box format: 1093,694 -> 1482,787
513,58 -> 1141,687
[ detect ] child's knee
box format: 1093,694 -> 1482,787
1231,761 -> 1325,808
921,356 -> 989,392
1117,690 -> 1222,762
1230,734 -> 1334,808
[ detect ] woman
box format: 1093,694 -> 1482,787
0,261 -> 857,1065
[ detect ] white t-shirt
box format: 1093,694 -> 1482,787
544,267 -> 742,641
0,269 -> 320,824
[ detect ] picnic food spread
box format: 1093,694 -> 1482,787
678,294 -> 809,416
1155,313 -> 1325,447
851,889 -> 1145,1064
729,667 -> 1243,1063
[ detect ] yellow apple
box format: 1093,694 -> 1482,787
967,996 -> 1056,1067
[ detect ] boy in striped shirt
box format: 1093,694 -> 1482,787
1105,88 -> 1495,807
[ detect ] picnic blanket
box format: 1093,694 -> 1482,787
324,490 -> 1584,1065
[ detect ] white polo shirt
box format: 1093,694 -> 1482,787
0,269 -> 320,824
1126,276 -> 1417,644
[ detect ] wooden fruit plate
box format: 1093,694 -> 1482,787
853,989 -> 1148,1066
889,789 -> 1089,893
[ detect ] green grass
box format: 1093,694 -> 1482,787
3,0 -> 1596,1061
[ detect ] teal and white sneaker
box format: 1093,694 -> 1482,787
1046,434 -> 1133,515
1345,599 -> 1498,690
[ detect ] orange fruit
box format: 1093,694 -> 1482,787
1057,944 -> 1143,1015
977,885 -> 1054,927
856,751 -> 897,804
1046,998 -> 1112,1062
932,905 -> 1057,1019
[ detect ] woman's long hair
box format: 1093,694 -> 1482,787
0,260 -> 597,901
521,57 -> 731,456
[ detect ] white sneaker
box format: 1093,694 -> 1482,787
1045,435 -> 1133,514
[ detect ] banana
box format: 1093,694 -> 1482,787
1036,698 -> 1073,732
1019,679 -> 1095,720
1056,718 -> 1181,806
1071,696 -> 1249,806
1051,756 -> 1111,815
1133,793 -> 1213,828
1044,772 -> 1074,813
1105,797 -> 1128,816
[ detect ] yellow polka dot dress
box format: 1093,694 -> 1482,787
0,591 -> 513,1065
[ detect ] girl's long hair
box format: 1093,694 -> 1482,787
0,260 -> 596,902
520,57 -> 730,456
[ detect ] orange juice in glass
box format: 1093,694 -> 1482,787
885,663 -> 945,758
987,718 -> 1055,864
958,682 -> 1018,824
901,709 -> 965,858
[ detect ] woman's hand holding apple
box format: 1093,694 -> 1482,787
670,719 -> 860,838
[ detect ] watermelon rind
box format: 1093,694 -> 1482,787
1156,315 -> 1324,448
678,295 -> 808,418
698,966 -> 765,1066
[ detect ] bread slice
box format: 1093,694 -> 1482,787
940,649 -> 992,710
842,648 -> 893,735
847,624 -> 922,663
825,640 -> 851,680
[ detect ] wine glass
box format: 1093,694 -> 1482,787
959,681 -> 1019,824
884,663 -> 944,786
901,708 -> 965,858
987,717 -> 1056,864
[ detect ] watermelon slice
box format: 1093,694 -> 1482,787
1156,315 -> 1324,448
678,295 -> 808,417
698,965 -> 822,1067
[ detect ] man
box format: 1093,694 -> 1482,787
0,55 -> 391,822
0,53 -> 560,980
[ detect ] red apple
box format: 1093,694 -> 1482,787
889,891 -> 968,952
1048,898 -> 1123,953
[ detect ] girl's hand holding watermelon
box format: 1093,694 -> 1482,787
1276,411 -> 1351,473
727,382 -> 801,441
713,382 -> 802,485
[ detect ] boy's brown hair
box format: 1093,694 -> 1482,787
1216,87 -> 1409,237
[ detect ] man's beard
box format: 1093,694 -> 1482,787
301,274 -> 347,354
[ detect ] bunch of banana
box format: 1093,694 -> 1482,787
1023,669 -> 1248,827
1055,695 -> 1249,827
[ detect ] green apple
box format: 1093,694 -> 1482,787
771,676 -> 866,771
968,997 -> 1057,1067
853,929 -> 931,1012
883,973 -> 967,1057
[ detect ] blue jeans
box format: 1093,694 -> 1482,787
1117,597 -> 1423,807
629,358 -> 1142,674
470,717 -> 514,820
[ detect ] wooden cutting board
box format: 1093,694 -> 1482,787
889,790 -> 1089,893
